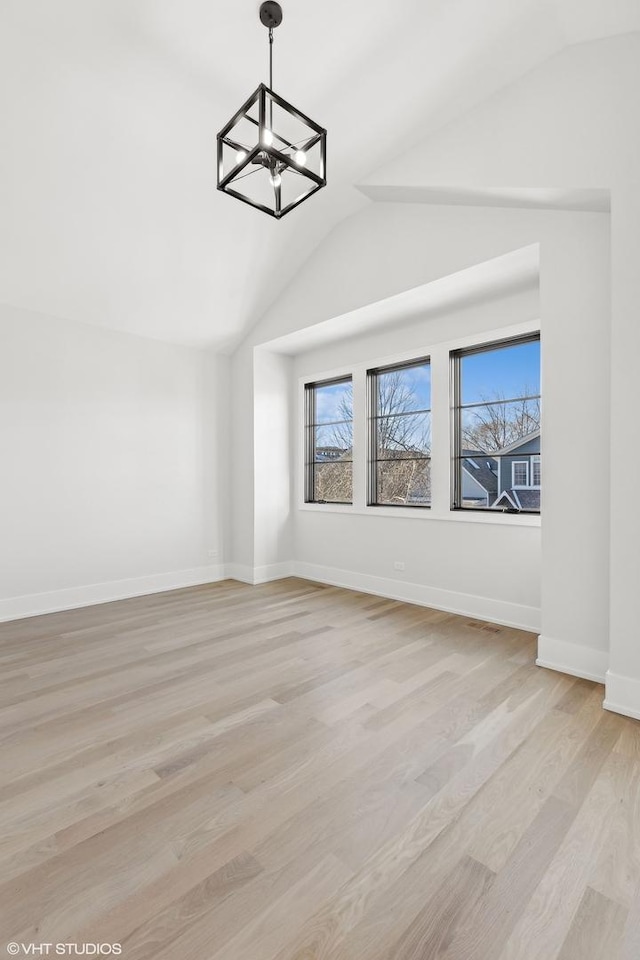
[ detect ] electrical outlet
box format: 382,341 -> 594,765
393,561 -> 405,571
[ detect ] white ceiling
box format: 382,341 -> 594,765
0,0 -> 637,349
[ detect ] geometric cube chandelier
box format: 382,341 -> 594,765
216,2 -> 327,219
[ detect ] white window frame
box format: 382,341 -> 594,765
512,461 -> 530,488
532,455 -> 541,488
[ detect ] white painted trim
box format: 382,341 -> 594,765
0,564 -> 227,624
532,455 -> 541,488
496,429 -> 541,456
536,634 -> 608,684
603,700 -> 640,722
512,460 -> 530,488
293,560 -> 540,632
0,559 -> 538,636
298,502 -> 540,526
253,562 -> 295,584
0,555 -> 546,655
604,671 -> 640,721
491,489 -> 520,511
225,563 -> 256,584
225,562 -> 295,585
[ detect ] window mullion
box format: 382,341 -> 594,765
351,368 -> 367,510
428,344 -> 451,516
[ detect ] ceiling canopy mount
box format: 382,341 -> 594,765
259,2 -> 283,30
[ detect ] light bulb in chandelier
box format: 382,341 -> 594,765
270,171 -> 282,188
262,129 -> 274,147
294,150 -> 307,167
236,149 -> 247,164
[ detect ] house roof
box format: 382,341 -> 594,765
493,490 -> 519,510
495,430 -> 541,456
461,450 -> 498,497
493,487 -> 540,511
316,445 -> 351,461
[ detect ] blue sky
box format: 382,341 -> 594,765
315,380 -> 353,423
378,363 -> 431,411
461,340 -> 540,404
313,340 -> 539,421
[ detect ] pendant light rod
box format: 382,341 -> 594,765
269,27 -> 273,90
260,3 -> 282,133
261,1 -> 282,133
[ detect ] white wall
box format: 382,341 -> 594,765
366,32 -> 640,707
0,304 -> 228,620
2,28 -> 633,716
229,31 -> 639,711
251,348 -> 294,579
291,288 -> 542,630
608,190 -> 640,716
232,202 -> 610,659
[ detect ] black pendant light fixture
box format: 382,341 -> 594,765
216,2 -> 327,219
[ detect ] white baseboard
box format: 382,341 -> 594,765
225,562 -> 295,585
536,634 -> 608,684
604,671 -> 640,721
224,563 -> 254,585
253,562 -> 295,584
0,557 -> 538,636
292,561 -> 540,632
0,564 -> 227,623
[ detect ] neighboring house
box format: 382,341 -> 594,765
461,451 -> 498,507
315,445 -> 350,461
492,430 -> 541,511
462,430 -> 541,511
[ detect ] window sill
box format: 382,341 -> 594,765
298,503 -> 541,527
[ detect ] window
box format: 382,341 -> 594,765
304,377 -> 353,503
452,334 -> 541,513
368,358 -> 431,507
532,455 -> 541,487
512,461 -> 529,487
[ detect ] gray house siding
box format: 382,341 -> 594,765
459,434 -> 539,511
500,442 -> 540,491
492,431 -> 541,511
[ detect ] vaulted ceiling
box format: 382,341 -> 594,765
0,0 -> 637,349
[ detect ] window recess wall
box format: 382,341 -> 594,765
238,196 -> 610,700
290,288 -> 542,632
298,324 -> 540,524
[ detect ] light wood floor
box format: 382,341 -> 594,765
1,578 -> 640,959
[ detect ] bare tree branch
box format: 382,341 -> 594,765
461,387 -> 540,453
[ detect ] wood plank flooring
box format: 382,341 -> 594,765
1,577 -> 639,959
